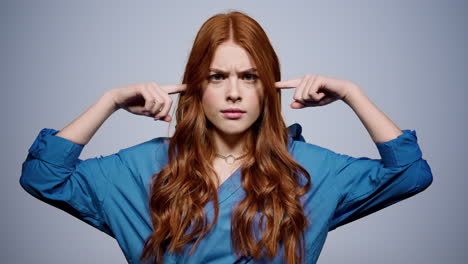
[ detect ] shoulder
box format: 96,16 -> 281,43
117,136 -> 170,169
118,137 -> 169,154
292,140 -> 337,158
287,123 -> 342,163
290,141 -> 344,175
287,124 -> 344,195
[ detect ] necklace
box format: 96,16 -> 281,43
215,152 -> 248,165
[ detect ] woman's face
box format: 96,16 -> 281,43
202,42 -> 264,137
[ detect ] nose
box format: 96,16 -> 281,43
226,77 -> 241,103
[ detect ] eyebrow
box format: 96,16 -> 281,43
209,67 -> 258,74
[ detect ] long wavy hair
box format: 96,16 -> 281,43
140,10 -> 312,264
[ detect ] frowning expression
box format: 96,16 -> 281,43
201,41 -> 264,137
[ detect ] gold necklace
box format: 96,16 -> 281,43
215,153 -> 248,165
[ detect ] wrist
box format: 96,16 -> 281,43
341,84 -> 364,105
100,91 -> 120,113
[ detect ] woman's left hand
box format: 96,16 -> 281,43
275,74 -> 358,109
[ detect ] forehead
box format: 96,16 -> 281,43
210,42 -> 256,70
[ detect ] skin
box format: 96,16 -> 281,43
198,41 -> 403,164
54,43 -> 403,162
275,75 -> 403,143
201,41 -> 264,159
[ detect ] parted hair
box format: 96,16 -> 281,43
140,10 -> 312,264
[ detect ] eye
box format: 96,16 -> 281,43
208,73 -> 224,81
243,73 -> 258,82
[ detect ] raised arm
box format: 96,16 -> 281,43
55,92 -> 117,145
276,74 -> 402,143
20,81 -> 185,235
276,74 -> 432,231
341,84 -> 403,144
55,82 -> 186,145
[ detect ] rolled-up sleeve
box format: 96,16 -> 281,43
19,128 -> 121,237
328,129 -> 433,231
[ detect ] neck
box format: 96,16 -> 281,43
212,128 -> 249,157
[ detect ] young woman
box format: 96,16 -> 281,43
20,11 -> 433,264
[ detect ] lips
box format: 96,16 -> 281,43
220,108 -> 246,113
220,108 -> 246,119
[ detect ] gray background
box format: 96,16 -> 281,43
2,0 -> 466,263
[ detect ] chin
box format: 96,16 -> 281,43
212,120 -> 253,136
218,124 -> 249,136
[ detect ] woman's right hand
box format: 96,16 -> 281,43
109,82 -> 186,122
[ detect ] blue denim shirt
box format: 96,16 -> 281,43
20,123 -> 433,263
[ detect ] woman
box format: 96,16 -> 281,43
20,10 -> 433,264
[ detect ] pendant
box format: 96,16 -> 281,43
225,155 -> 235,165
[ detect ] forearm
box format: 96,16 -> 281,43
55,92 -> 119,145
342,85 -> 403,144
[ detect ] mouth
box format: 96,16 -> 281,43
221,108 -> 246,113
220,108 -> 246,119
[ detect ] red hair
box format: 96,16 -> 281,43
140,10 -> 312,264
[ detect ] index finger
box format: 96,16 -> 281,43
160,84 -> 187,94
274,78 -> 302,89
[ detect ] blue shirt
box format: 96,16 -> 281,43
20,123 -> 433,263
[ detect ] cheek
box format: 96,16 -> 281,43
252,87 -> 264,113
201,89 -> 220,114
243,92 -> 262,117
